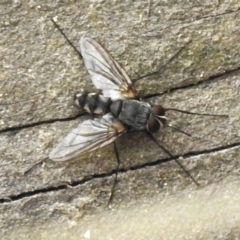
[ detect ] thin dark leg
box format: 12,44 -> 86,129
166,125 -> 205,141
144,131 -> 199,186
133,40 -> 192,83
0,91 -> 47,106
24,158 -> 47,175
165,108 -> 228,118
51,18 -> 83,60
166,125 -> 192,138
108,141 -> 121,207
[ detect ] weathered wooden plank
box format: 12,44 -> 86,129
1,147 -> 240,239
1,1 -> 240,128
1,73 -> 239,197
0,0 -> 240,239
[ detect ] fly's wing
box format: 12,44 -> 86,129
80,37 -> 138,100
49,113 -> 126,162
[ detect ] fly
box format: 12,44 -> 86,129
49,37 -> 167,161
49,19 -> 228,205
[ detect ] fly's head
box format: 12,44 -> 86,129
147,105 -> 166,133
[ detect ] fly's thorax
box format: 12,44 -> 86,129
74,91 -> 111,115
109,100 -> 123,118
110,99 -> 151,130
147,105 -> 166,133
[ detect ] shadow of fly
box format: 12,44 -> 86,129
50,19 -> 228,205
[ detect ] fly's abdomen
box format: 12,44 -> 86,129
74,91 -> 112,115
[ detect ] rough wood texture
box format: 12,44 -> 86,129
0,1 -> 240,239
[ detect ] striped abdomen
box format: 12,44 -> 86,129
74,91 -> 112,115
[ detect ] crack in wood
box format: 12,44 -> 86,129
0,112 -> 86,134
0,66 -> 239,134
1,142 -> 239,204
141,66 -> 240,99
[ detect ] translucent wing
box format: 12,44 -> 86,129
49,113 -> 126,162
80,37 -> 137,100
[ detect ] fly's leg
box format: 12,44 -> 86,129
51,17 -> 82,60
133,40 -> 192,83
165,108 -> 228,118
107,141 -> 121,207
144,130 -> 199,186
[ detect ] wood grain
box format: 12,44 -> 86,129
0,1 -> 240,239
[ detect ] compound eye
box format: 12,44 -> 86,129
147,116 -> 160,133
152,105 -> 165,116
